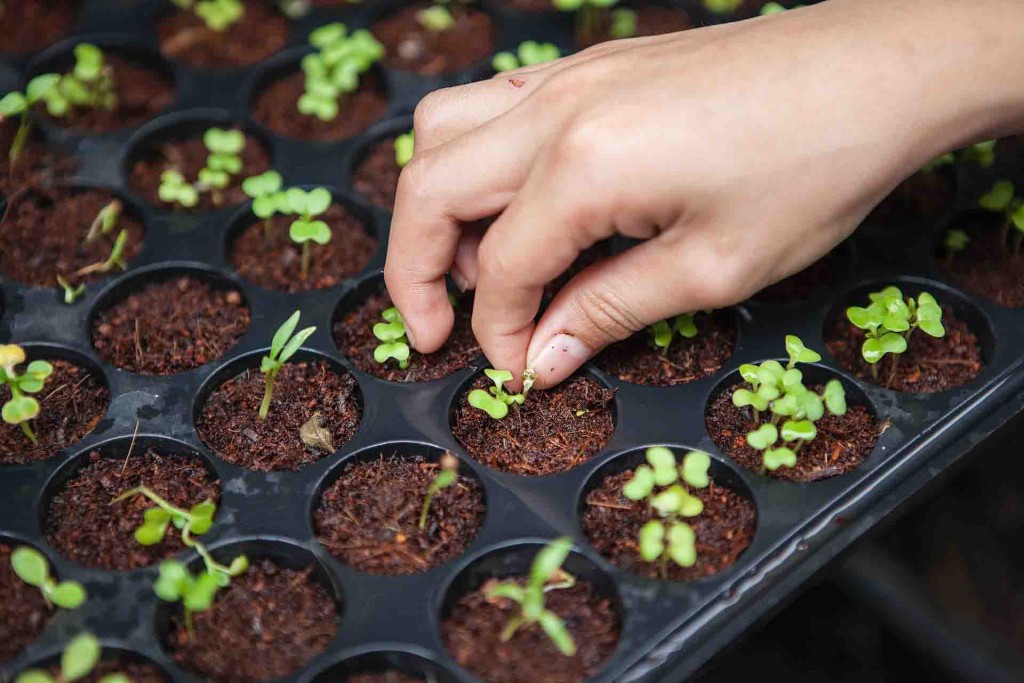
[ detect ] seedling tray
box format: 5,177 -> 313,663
2,1 -> 1023,682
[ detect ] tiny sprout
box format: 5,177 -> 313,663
14,632 -> 125,683
846,287 -> 945,382
10,546 -> 87,609
0,74 -> 60,170
419,452 -> 459,529
41,44 -> 118,118
609,9 -> 636,39
1,345 -> 54,445
73,230 -> 128,277
648,312 -> 700,352
417,5 -> 455,32
963,140 -> 996,168
172,0 -> 245,31
394,130 -> 414,168
300,24 -> 384,122
373,306 -> 411,369
485,537 -> 577,656
84,199 -> 122,245
468,369 -> 525,420
242,170 -> 285,235
978,180 -> 1024,253
944,229 -> 970,262
703,0 -> 743,15
158,169 -> 199,209
285,187 -> 333,278
492,41 -> 561,72
197,127 -> 246,205
260,310 -> 316,420
56,275 -> 85,305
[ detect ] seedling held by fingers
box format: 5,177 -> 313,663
978,180 -> 1024,253
14,632 -> 130,683
1,345 -> 54,445
10,546 -> 87,609
171,0 -> 245,31
394,130 -> 414,167
373,306 -> 411,369
260,310 -> 316,419
158,169 -> 199,209
648,312 -> 700,352
468,369 -> 525,420
242,170 -> 285,235
300,23 -> 384,122
492,41 -> 561,72
286,187 -> 333,278
0,74 -> 60,170
419,452 -> 459,529
197,127 -> 247,206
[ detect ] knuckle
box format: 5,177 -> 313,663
412,89 -> 450,141
396,154 -> 433,203
476,238 -> 516,282
569,286 -> 644,344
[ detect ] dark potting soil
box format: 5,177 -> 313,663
594,310 -> 736,386
939,223 -> 1024,308
129,132 -> 271,211
0,185 -> 144,288
0,359 -> 109,466
706,383 -> 880,481
582,470 -> 756,581
314,454 -> 485,575
44,447 -> 220,571
91,275 -> 250,375
0,543 -> 53,661
451,375 -> 615,475
157,0 -> 289,68
0,0 -> 76,55
825,307 -> 983,393
579,6 -> 693,49
868,168 -> 954,225
374,5 -> 496,76
442,579 -> 619,683
494,0 -> 553,12
346,673 -> 422,683
352,137 -> 400,209
251,72 -> 388,142
229,205 -> 378,292
754,247 -> 846,304
333,289 -> 479,382
197,361 -> 362,472
37,659 -> 168,683
0,121 -> 75,198
167,560 -> 338,683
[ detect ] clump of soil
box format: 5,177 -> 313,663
157,1 -> 289,68
229,206 -> 377,292
0,0 -> 76,55
44,447 -> 220,571
442,579 -> 619,683
0,359 -> 109,466
197,361 -> 362,472
352,137 -> 400,209
939,220 -> 1024,308
578,6 -> 692,49
451,375 -> 615,475
167,560 -> 338,683
754,248 -> 846,304
0,185 -> 144,288
595,310 -> 736,386
0,543 -> 53,660
374,5 -> 495,75
334,288 -> 479,382
314,454 -> 485,575
252,72 -> 388,141
36,659 -> 168,683
582,469 -> 756,580
0,120 -> 75,197
869,168 -> 954,225
346,674 -> 422,683
825,307 -> 983,392
92,276 -> 250,375
706,383 -> 880,481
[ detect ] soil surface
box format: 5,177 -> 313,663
37,659 -> 168,682
754,248 -> 846,304
44,447 -> 220,571
92,275 -> 250,374
252,72 -> 388,141
0,0 -> 76,55
167,560 -> 338,683
334,288 -> 479,382
451,375 -> 615,475
0,185 -> 144,288
442,579 -> 619,683
0,120 -> 74,198
314,454 -> 485,575
157,0 -> 289,68
229,205 -> 377,292
579,5 -> 693,49
825,307 -> 983,393
494,0 -> 553,11
129,131 -> 270,211
0,543 -> 53,661
352,137 -> 400,209
707,383 -> 880,481
347,674 -> 422,683
595,310 -> 736,386
869,168 -> 954,225
375,5 -> 495,75
197,361 -> 362,472
0,359 -> 108,465
940,221 -> 1024,308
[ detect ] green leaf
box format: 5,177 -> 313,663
50,581 -> 87,609
673,312 -> 698,339
374,341 -> 410,366
645,446 -> 678,486
394,131 -> 415,167
649,320 -> 673,349
745,423 -> 778,450
652,485 -> 702,517
154,561 -> 188,601
823,379 -> 847,415
781,419 -> 816,442
917,318 -> 945,338
738,364 -> 761,385
26,74 -> 60,103
183,571 -> 220,612
203,127 -> 246,155
487,582 -> 526,603
61,633 -> 101,683
797,392 -> 825,422
666,522 -> 696,567
468,389 -> 508,419
3,395 -> 40,424
228,555 -> 249,576
764,447 -> 797,471
781,368 -> 803,392
310,22 -> 347,48
135,520 -> 168,546
979,180 -> 1014,211
681,451 -> 711,489
0,91 -> 27,115
14,670 -> 53,683
623,465 -> 655,500
759,360 -> 785,380
242,170 -> 282,198
1012,204 -> 1024,233
609,8 -> 638,39
756,382 -> 781,402
492,51 -> 519,72
73,43 -> 104,81
639,519 -> 665,562
99,675 -> 132,683
537,610 -> 576,656
869,286 -> 904,305
861,332 -> 907,364
11,547 -> 49,586
771,393 -> 799,417
732,388 -> 768,412
518,40 -> 560,66
785,335 -> 820,365
416,5 -> 455,31
290,219 -> 332,245
373,319 -> 406,342
279,325 -> 316,363
484,368 -> 514,392
270,311 -> 301,360
528,537 -> 572,596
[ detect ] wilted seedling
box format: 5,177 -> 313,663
963,140 -> 996,168
373,306 -> 411,369
260,310 -> 316,420
84,199 -> 122,245
553,0 -> 619,47
485,537 -> 578,656
56,275 -> 86,305
419,452 -> 459,529
394,130 -> 414,168
1,345 -> 54,445
648,312 -> 700,352
492,41 -> 561,72
14,632 -> 129,683
703,0 -> 743,14
242,170 -> 285,235
73,230 -> 128,278
468,369 -> 525,420
943,229 -> 970,263
197,127 -> 247,205
0,74 -> 60,170
171,0 -> 245,31
846,286 -> 945,382
300,23 -> 384,122
978,180 -> 1024,253
10,546 -> 86,609
158,169 -> 199,209
285,187 -> 333,278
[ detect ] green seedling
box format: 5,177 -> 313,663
485,537 -> 578,656
417,4 -> 455,31
10,546 -> 86,609
14,632 -> 129,683
553,0 -> 619,47
73,230 -> 128,277
419,452 -> 459,529
492,41 -> 561,72
111,485 -> 216,546
468,369 -> 525,419
0,74 -> 60,171
300,23 -> 384,122
171,0 -> 245,31
394,130 -> 414,168
1,345 -> 54,445
56,275 -> 85,305
608,9 -> 636,39
197,127 -> 246,205
944,229 -> 970,262
978,180 -> 1024,253
285,187 -> 333,278
158,169 -> 199,209
84,199 -> 122,245
242,170 -> 285,235
42,44 -> 118,118
260,310 -> 316,419
846,286 -> 945,383
921,152 -> 955,173
373,306 -> 411,369
703,0 -> 743,15
648,312 -> 700,352
963,140 -> 996,168
153,556 -> 248,638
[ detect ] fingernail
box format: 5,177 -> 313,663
450,266 -> 470,292
527,334 -> 592,388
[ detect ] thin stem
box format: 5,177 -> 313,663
258,368 -> 278,420
8,113 -> 30,174
419,490 -> 436,529
185,608 -> 195,640
1000,216 -> 1011,252
300,242 -> 311,279
20,421 -> 37,445
111,485 -> 189,519
500,614 -> 526,642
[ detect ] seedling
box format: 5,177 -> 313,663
648,312 -> 699,352
608,9 -> 636,39
553,0 -> 619,47
846,286 -> 945,383
419,452 -> 459,529
978,180 -> 1024,253
921,152 -> 955,173
111,485 -> 216,546
417,4 -> 456,32
1,345 -> 53,445
468,369 -> 525,419
485,537 -> 578,656
394,130 -> 414,168
963,140 -> 996,168
158,169 -> 199,209
703,0 -> 743,14
40,44 -> 117,121
10,546 -> 86,609
84,199 -> 122,245
373,306 -> 411,369
14,633 -> 128,683
259,310 -> 316,420
300,23 -> 384,122
171,0 -> 245,31
492,41 -> 561,72
943,229 -> 970,262
0,74 -> 60,171
56,275 -> 85,305
197,127 -> 246,206
153,556 -> 248,637
286,187 -> 333,278
73,230 -> 128,277
242,170 -> 285,235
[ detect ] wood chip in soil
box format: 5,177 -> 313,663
91,276 -> 250,375
44,447 -> 220,571
0,0 -> 76,55
36,659 -> 168,683
0,121 -> 75,197
0,543 -> 53,661
197,360 -> 362,472
578,5 -> 692,49
868,168 -> 954,225
451,375 -> 615,475
167,560 -> 338,683
374,5 -> 495,75
0,359 -> 108,465
251,72 -> 388,141
352,137 -> 400,209
157,0 -> 289,68
754,247 -> 846,304
939,220 -> 1024,308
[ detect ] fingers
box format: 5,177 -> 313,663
451,220 -> 488,291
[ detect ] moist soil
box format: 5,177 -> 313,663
451,375 -> 615,475
825,307 -> 983,393
252,72 -> 388,142
374,5 -> 496,76
333,289 -> 480,382
0,543 -> 53,661
346,674 -> 422,683
167,560 -> 338,683
869,168 -> 954,225
0,0 -> 76,55
44,447 -> 220,571
91,275 -> 250,375
352,137 -> 400,209
314,454 -> 485,575
37,659 -> 168,683
754,248 -> 846,304
939,223 -> 1024,308
579,6 -> 693,49
0,359 -> 109,466
0,185 -> 144,288
157,0 -> 289,68
229,206 -> 377,292
0,121 -> 75,198
706,383 -> 880,481
442,579 -> 619,683
582,469 -> 756,580
197,361 -> 362,472
595,310 -> 736,386
129,131 -> 270,211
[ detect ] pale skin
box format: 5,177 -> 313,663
385,0 -> 1024,390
